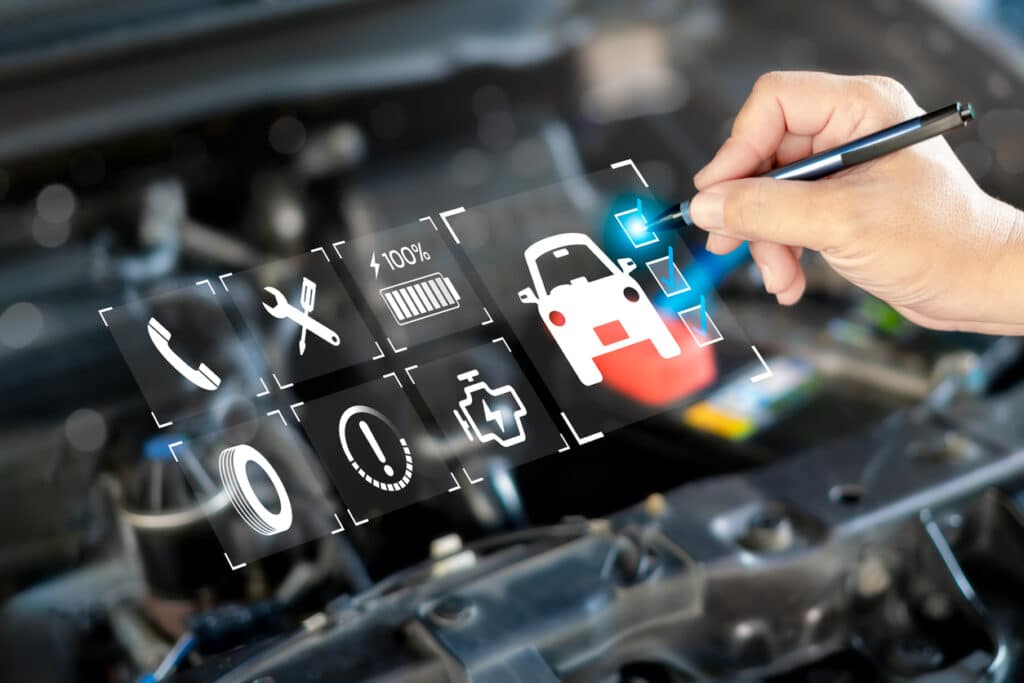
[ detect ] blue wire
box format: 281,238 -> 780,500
137,633 -> 196,683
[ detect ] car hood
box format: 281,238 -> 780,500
543,274 -> 631,316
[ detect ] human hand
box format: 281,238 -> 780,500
689,71 -> 1024,335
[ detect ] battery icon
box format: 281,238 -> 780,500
379,272 -> 462,325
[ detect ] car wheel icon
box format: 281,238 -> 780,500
218,445 -> 293,536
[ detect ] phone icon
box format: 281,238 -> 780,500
147,317 -> 221,391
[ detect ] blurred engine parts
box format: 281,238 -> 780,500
0,0 -> 1022,682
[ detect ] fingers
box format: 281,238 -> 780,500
690,177 -> 847,252
694,71 -> 921,191
775,132 -> 814,166
695,71 -> 850,189
693,136 -> 768,191
749,242 -> 798,293
705,233 -> 742,254
775,263 -> 806,305
705,234 -> 807,304
691,71 -> 926,311
750,242 -> 806,304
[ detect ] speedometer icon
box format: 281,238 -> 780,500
338,406 -> 414,493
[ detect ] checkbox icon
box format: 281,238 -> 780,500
645,252 -> 690,296
678,304 -> 723,347
614,207 -> 660,248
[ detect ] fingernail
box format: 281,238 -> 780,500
760,265 -> 776,292
705,233 -> 727,254
693,157 -> 721,188
689,190 -> 725,230
693,144 -> 727,186
776,292 -> 798,306
693,164 -> 710,186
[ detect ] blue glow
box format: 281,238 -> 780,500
661,246 -> 675,288
603,193 -> 753,322
144,433 -> 186,461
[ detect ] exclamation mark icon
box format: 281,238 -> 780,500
359,418 -> 394,477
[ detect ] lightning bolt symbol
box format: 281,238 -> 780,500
370,251 -> 380,280
482,400 -> 505,432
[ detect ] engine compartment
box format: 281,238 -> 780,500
1,1 -> 1024,681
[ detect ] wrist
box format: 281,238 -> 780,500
979,196 -> 1024,329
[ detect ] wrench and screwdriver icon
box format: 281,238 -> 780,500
263,278 -> 341,356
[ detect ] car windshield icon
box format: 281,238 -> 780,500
518,233 -> 681,386
533,242 -> 616,294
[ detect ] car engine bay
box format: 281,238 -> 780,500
1,1 -> 1024,681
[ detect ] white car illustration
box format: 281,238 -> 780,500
518,233 -> 681,386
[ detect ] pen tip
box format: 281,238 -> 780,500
643,201 -> 693,231
959,102 -> 975,123
652,204 -> 678,222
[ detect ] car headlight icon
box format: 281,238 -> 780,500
218,444 -> 294,536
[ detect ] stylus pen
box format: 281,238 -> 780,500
646,101 -> 975,231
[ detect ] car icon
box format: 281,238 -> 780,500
518,232 -> 681,386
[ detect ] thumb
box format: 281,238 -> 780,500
690,177 -> 848,252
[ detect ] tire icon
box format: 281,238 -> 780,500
218,444 -> 293,536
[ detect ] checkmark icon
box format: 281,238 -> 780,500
660,246 -> 675,288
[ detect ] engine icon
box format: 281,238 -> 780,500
453,370 -> 527,448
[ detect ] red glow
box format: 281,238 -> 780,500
549,311 -> 566,327
594,316 -> 717,406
